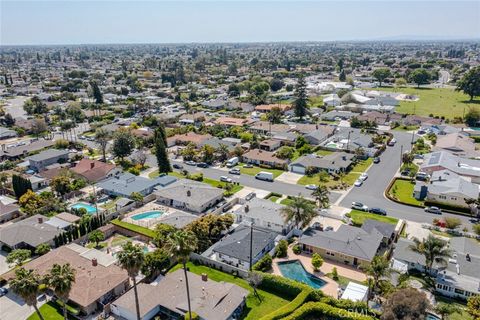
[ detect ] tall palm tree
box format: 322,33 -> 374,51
362,256 -> 391,294
10,268 -> 45,320
117,242 -> 145,320
95,128 -> 110,162
46,263 -> 76,320
280,195 -> 317,230
311,185 -> 330,209
409,235 -> 451,276
164,230 -> 198,320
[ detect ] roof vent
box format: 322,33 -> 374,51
244,205 -> 249,213
92,258 -> 98,267
201,273 -> 208,282
37,217 -> 43,224
187,190 -> 191,197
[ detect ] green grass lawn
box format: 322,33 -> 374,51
169,262 -> 291,320
347,209 -> 399,226
237,165 -> 285,179
401,163 -> 419,174
316,149 -> 334,156
111,219 -> 156,238
325,272 -> 364,288
202,177 -> 243,195
350,159 -> 373,173
268,196 -> 281,203
27,301 -> 76,320
388,179 -> 424,206
435,295 -> 474,320
377,87 -> 478,119
148,170 -> 184,179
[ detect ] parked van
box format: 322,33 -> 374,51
226,157 -> 239,168
255,171 -> 274,182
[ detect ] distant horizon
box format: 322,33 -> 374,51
1,1 -> 479,46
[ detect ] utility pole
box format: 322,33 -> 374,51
411,129 -> 415,145
400,145 -> 403,167
249,221 -> 254,272
346,130 -> 352,151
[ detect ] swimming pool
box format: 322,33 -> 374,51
131,211 -> 164,221
278,260 -> 327,289
426,314 -> 440,320
71,202 -> 97,214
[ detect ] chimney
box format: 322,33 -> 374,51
244,205 -> 249,213
201,273 -> 208,281
92,258 -> 98,267
90,162 -> 95,169
187,190 -> 191,197
37,217 -> 43,224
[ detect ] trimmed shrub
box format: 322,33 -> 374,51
260,288 -> 313,320
292,245 -> 301,254
311,253 -> 323,271
184,312 -> 199,320
252,254 -> 272,272
258,272 -> 309,299
282,302 -> 375,320
275,240 -> 288,258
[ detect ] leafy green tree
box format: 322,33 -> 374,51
467,295 -> 480,319
112,128 -> 135,160
117,242 -> 145,320
382,288 -> 431,320
280,195 -> 317,229
201,144 -> 215,164
252,254 -> 272,272
165,230 -> 198,320
409,68 -> 431,88
409,235 -> 451,275
339,69 -> 346,82
464,107 -> 480,127
89,80 -> 103,104
312,185 -> 330,209
130,192 -> 144,205
270,78 -> 284,92
50,171 -> 73,198
7,249 -> 31,267
372,68 -> 391,87
275,240 -> 288,258
294,75 -> 308,119
153,223 -> 177,247
456,66 -> 480,101
140,249 -> 170,279
275,146 -> 295,160
311,253 -> 323,271
267,107 -> 283,124
12,174 -> 32,199
155,125 -> 171,173
10,268 -> 45,320
35,243 -> 51,256
434,302 -> 461,320
362,256 -> 391,294
185,214 -> 234,252
88,230 -> 105,248
46,263 -> 76,320
95,128 -> 111,162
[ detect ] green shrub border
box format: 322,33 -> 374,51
260,288 -> 313,320
111,219 -> 156,238
282,301 -> 376,320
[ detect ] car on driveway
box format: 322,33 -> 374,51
354,179 -> 363,187
359,173 -> 368,181
196,162 -> 209,168
305,184 -> 317,190
185,160 -> 197,166
351,202 -> 368,211
425,206 -> 442,214
369,207 -> 387,216
387,138 -> 396,146
220,176 -> 232,183
373,157 -> 381,164
0,287 -> 7,297
173,164 -> 183,169
229,168 -> 241,175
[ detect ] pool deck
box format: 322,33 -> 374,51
273,246 -> 367,298
123,202 -> 175,228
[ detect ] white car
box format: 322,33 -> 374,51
351,202 -> 368,211
354,179 -> 363,187
359,173 -> 368,181
305,184 -> 317,190
220,176 -> 232,183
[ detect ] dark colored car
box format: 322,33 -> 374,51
369,207 -> 387,216
185,160 -> 197,166
196,162 -> 209,168
0,287 -> 8,297
373,157 -> 381,163
173,164 -> 183,169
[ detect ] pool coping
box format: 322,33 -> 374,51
277,259 -> 328,289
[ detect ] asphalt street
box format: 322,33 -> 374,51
340,131 -> 476,228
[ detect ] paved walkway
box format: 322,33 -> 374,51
272,246 -> 367,298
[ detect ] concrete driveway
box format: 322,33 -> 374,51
0,285 -> 47,320
276,172 -> 303,184
0,251 -> 12,275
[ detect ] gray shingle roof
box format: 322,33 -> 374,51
154,179 -> 224,207
27,149 -> 69,162
97,172 -> 176,196
234,198 -> 286,226
361,219 -> 395,238
0,214 -> 62,248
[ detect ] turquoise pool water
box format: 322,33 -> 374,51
71,203 -> 97,214
278,260 -> 326,289
131,211 -> 164,221
426,314 -> 440,320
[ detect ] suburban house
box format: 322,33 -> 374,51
4,244 -> 129,314
360,219 -> 397,246
249,121 -> 290,135
289,152 -> 355,175
0,214 -> 63,250
321,110 -> 356,121
298,224 -> 385,267
0,127 -> 18,139
154,179 -> 224,214
110,269 -> 249,320
254,104 -> 291,113
27,149 -> 70,172
321,128 -> 374,154
179,112 -> 206,126
205,225 -> 277,270
391,237 -> 480,300
166,132 -> 212,147
97,172 -> 177,198
214,116 -> 254,127
242,149 -> 288,169
71,158 -> 121,183
233,197 -> 294,235
0,196 -> 20,223
414,170 -> 479,208
421,151 -> 480,184
272,132 -> 298,146
259,139 -> 282,152
0,139 -> 55,161
433,132 -> 480,158
304,128 -> 335,145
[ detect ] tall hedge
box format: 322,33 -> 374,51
260,288 -> 313,320
282,302 -> 376,320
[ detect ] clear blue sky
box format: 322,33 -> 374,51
1,1 -> 479,45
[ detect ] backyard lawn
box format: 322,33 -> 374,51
377,87 -> 478,119
316,149 -> 334,156
27,301 -> 75,320
111,219 -> 156,238
237,165 -> 285,179
388,179 -> 424,206
347,209 -> 399,226
168,262 -> 291,320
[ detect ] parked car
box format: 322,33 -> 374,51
305,184 -> 317,190
401,169 -> 411,176
359,173 -> 368,181
185,160 -> 197,166
229,168 -> 241,175
425,206 -> 442,214
369,207 -> 387,216
0,287 -> 7,297
373,157 -> 381,164
255,171 -> 274,182
416,172 -> 429,181
354,179 -> 363,187
226,157 -> 239,168
243,164 -> 253,168
387,138 -> 396,146
351,202 -> 368,211
196,162 -> 209,168
220,176 -> 232,183
173,164 -> 183,169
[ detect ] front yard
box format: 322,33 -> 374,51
236,164 -> 285,179
388,179 -> 424,206
347,210 -> 399,227
168,262 -> 291,320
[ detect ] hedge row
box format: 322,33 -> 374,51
257,272 -> 310,299
282,302 -> 376,320
260,288 -> 313,320
318,296 -> 381,318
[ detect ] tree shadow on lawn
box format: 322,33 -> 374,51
460,99 -> 480,105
